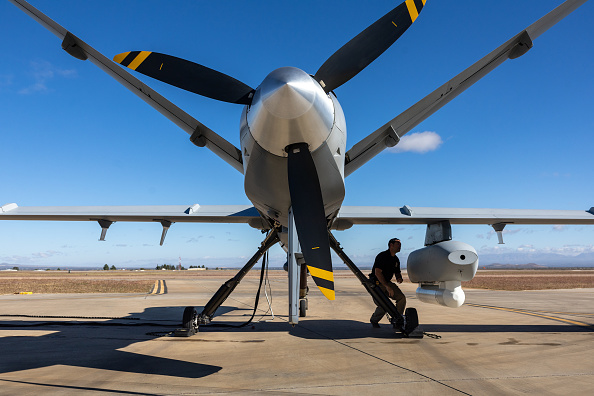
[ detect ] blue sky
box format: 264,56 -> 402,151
1,0 -> 593,269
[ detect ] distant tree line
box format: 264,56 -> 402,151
99,264 -> 212,271
156,264 -> 186,270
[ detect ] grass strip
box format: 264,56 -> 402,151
0,279 -> 155,294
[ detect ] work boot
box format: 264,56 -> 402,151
391,316 -> 405,333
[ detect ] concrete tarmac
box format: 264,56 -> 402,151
0,272 -> 592,395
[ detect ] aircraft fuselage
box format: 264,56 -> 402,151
240,67 -> 347,227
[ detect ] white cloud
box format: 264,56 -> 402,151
1,255 -> 34,265
0,74 -> 14,88
540,245 -> 594,255
18,60 -> 76,94
517,244 -> 536,252
389,131 -> 443,154
479,244 -> 594,257
479,245 -> 515,255
1,250 -> 63,264
32,250 -> 62,258
541,172 -> 571,179
484,228 -> 524,240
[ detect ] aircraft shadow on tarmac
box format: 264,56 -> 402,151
0,306 -> 222,379
205,317 -> 589,340
2,305 -> 588,379
203,317 -> 407,340
205,307 -> 592,339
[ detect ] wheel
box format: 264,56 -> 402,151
299,299 -> 307,317
404,307 -> 418,334
182,306 -> 196,330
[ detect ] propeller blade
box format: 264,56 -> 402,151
287,143 -> 335,300
113,51 -> 254,104
314,0 -> 427,93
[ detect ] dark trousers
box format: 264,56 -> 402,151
370,281 -> 406,323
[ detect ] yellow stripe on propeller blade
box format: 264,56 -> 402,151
307,265 -> 335,300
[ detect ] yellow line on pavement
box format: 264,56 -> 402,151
150,280 -> 167,295
467,303 -> 592,328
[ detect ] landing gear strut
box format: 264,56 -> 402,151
328,232 -> 423,338
299,263 -> 308,317
175,230 -> 280,337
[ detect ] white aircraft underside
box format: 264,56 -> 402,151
2,0 -> 593,334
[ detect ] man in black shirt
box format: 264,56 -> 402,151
369,238 -> 406,327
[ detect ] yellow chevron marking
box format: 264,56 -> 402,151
312,246 -> 319,250
392,21 -> 397,28
422,0 -> 427,5
128,51 -> 152,70
307,265 -> 334,283
318,286 -> 335,301
160,63 -> 163,70
406,0 -> 419,23
113,52 -> 130,64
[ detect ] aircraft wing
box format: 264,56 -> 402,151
8,0 -> 243,174
0,203 -> 265,245
344,0 -> 588,177
333,206 -> 594,228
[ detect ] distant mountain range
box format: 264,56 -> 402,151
476,252 -> 594,267
481,263 -> 548,269
0,263 -> 101,271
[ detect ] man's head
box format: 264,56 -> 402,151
388,238 -> 401,254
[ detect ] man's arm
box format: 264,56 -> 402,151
374,268 -> 395,297
395,257 -> 403,284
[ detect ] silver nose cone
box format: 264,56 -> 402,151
259,67 -> 316,120
247,67 -> 335,157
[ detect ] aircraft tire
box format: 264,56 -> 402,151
299,299 -> 307,317
404,307 -> 419,334
183,306 -> 196,330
